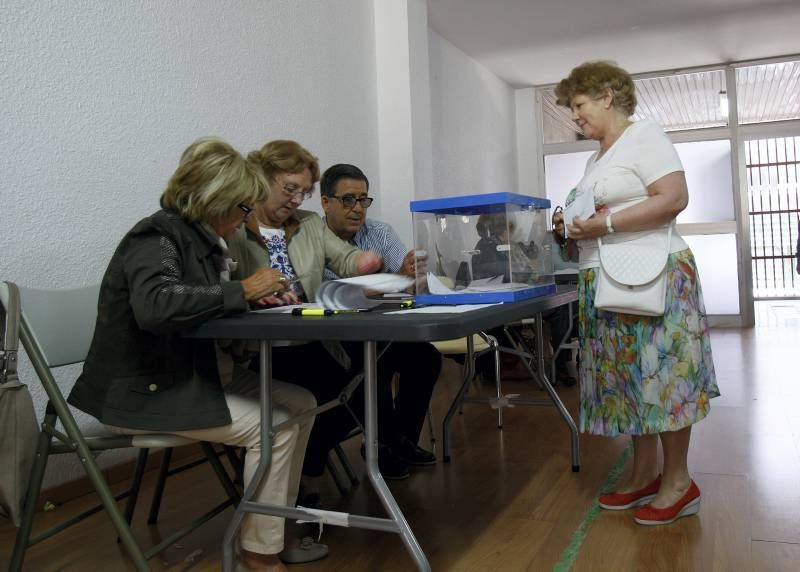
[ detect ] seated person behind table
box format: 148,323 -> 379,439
471,213 -> 511,281
227,141 -> 393,509
543,206 -> 579,386
320,163 -> 441,479
470,213 -> 576,386
67,137 -> 322,571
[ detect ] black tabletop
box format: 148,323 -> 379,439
188,285 -> 577,343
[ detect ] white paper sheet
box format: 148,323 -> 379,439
563,183 -> 596,238
250,302 -> 322,314
385,303 -> 499,315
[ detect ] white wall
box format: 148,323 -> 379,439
1,0 -> 378,487
373,0 -> 433,248
428,29 -> 517,198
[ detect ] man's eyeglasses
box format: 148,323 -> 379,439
331,195 -> 374,209
280,184 -> 314,201
237,203 -> 253,220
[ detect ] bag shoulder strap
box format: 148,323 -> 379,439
597,221 -> 673,251
1,281 -> 20,385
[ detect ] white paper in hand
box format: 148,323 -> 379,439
563,183 -> 596,238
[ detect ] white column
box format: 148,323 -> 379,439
514,87 -> 545,198
373,0 -> 433,248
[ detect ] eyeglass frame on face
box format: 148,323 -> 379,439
237,203 -> 253,220
330,194 -> 374,210
275,181 -> 315,202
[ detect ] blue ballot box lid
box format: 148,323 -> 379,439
409,192 -> 551,215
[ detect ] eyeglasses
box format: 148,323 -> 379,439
237,203 -> 253,220
331,195 -> 374,210
279,184 -> 314,201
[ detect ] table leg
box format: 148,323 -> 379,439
363,341 -> 430,571
222,340 -> 274,572
442,334 -> 476,461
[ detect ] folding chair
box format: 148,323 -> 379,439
0,281 -> 240,572
434,332 -> 503,461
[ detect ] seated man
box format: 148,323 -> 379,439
320,164 -> 441,478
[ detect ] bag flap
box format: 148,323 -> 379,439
598,227 -> 671,286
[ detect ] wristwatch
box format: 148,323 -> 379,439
605,214 -> 615,234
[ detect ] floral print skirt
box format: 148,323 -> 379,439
578,249 -> 720,436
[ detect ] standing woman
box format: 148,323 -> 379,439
552,61 -> 720,525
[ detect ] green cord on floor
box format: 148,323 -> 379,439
552,443 -> 633,572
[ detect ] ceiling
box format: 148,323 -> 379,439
427,0 -> 800,87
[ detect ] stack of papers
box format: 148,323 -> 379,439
315,273 -> 414,310
426,273 -> 531,295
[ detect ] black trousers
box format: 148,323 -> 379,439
542,305 -> 574,369
264,340 -> 441,477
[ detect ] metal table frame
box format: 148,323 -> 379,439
188,286 -> 578,571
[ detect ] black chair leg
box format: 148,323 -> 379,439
118,448 -> 149,542
326,457 -> 350,496
200,442 -> 241,505
333,444 -> 360,486
147,447 -> 173,524
223,445 -> 244,485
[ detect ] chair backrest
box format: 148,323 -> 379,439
0,282 -> 100,368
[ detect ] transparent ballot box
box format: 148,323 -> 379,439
410,192 -> 555,304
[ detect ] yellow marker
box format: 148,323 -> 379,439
291,308 -> 332,316
291,308 -> 371,316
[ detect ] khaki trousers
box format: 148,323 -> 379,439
109,366 -> 315,554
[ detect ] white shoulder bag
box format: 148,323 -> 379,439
594,225 -> 672,317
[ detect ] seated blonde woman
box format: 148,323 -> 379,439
67,137 -> 324,571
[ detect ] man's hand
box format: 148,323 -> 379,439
356,251 -> 383,274
400,250 -> 418,277
553,211 -> 566,240
240,268 -> 286,301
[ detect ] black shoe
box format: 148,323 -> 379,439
555,369 -> 577,387
392,436 -> 437,466
360,443 -> 410,480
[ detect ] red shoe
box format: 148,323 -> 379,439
634,480 -> 701,525
598,475 -> 662,510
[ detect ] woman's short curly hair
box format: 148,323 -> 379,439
247,140 -> 320,184
160,137 -> 267,222
555,61 -> 637,116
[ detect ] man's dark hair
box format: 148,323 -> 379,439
320,163 -> 370,197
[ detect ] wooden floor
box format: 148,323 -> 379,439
2,301 -> 799,571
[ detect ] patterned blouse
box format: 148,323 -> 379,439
258,226 -> 306,299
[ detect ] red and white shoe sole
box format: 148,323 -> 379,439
599,493 -> 656,511
634,496 -> 701,525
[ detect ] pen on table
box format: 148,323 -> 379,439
291,308 -> 372,316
